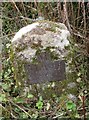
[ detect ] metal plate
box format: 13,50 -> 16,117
24,52 -> 66,84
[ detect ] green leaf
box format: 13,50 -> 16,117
66,100 -> 76,111
0,94 -> 6,102
36,100 -> 43,110
14,97 -> 24,103
20,112 -> 28,118
27,94 -> 34,98
2,83 -> 10,91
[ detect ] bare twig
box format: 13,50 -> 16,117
70,24 -> 89,42
11,0 -> 27,25
82,95 -> 86,120
82,0 -> 87,37
21,1 -> 27,17
70,1 -> 75,27
63,1 -> 72,33
9,99 -> 31,118
77,1 -> 81,28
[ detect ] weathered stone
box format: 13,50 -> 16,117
12,20 -> 70,62
12,20 -> 70,84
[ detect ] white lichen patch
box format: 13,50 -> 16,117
12,21 -> 70,62
36,30 -> 69,49
12,22 -> 39,42
17,48 -> 37,62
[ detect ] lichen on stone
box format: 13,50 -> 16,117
12,20 -> 70,62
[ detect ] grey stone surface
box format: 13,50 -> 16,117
12,21 -> 70,62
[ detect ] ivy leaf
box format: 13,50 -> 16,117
66,100 -> 76,111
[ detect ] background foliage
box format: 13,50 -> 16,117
1,1 -> 89,119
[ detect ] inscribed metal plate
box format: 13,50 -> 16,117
24,52 -> 66,84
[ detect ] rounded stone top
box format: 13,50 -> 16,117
12,20 -> 70,62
